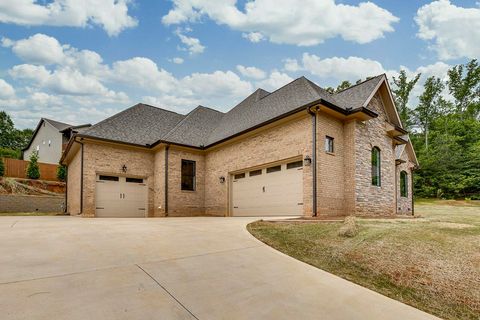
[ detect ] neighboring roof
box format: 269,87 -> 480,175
71,75 -> 400,152
395,144 -> 406,159
81,104 -> 184,146
22,118 -> 75,151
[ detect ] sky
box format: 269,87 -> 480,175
0,0 -> 479,129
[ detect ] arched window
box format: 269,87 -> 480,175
371,147 -> 381,186
400,171 -> 408,197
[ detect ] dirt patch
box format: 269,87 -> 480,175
0,178 -> 65,195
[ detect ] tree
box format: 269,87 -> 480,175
0,111 -> 16,149
26,151 -> 40,179
447,59 -> 480,117
336,81 -> 352,92
391,70 -> 421,128
57,165 -> 67,182
0,157 -> 4,177
415,76 -> 445,151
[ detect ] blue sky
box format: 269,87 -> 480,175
0,0 -> 478,128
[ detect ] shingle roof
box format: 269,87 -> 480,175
78,75 -> 386,149
333,75 -> 384,109
44,118 -> 73,131
82,103 -> 184,146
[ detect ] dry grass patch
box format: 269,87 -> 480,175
247,200 -> 480,320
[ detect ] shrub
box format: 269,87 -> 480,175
0,147 -> 20,159
57,165 -> 67,181
338,216 -> 359,238
26,151 -> 40,179
0,157 -> 4,176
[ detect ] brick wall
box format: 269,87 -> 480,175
396,150 -> 414,215
66,145 -> 81,215
0,195 -> 64,213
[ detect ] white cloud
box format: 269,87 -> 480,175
1,34 -> 65,65
301,53 -> 386,81
0,0 -> 137,36
242,32 -> 264,43
162,0 -> 398,46
0,79 -> 16,98
415,0 -> 480,60
175,29 -> 205,55
172,57 -> 184,64
283,58 -> 301,72
256,71 -> 294,91
236,65 -> 266,79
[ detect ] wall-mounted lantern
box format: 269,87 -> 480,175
303,155 -> 312,166
122,164 -> 128,173
219,176 -> 226,183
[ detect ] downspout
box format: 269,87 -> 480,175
307,106 -> 318,217
79,139 -> 84,215
64,165 -> 68,213
411,170 -> 414,216
164,145 -> 169,216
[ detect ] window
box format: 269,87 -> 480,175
287,160 -> 303,169
126,177 -> 143,183
48,140 -> 51,147
400,171 -> 408,197
36,145 -> 40,151
249,169 -> 262,177
234,173 -> 245,179
266,165 -> 281,173
181,160 -> 196,191
325,136 -> 334,153
99,175 -> 119,181
371,147 -> 381,186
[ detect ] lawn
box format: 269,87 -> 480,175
247,200 -> 480,320
0,212 -> 61,216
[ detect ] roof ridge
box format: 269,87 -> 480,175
162,106 -> 204,140
43,118 -> 72,127
138,103 -> 183,115
300,77 -> 323,100
334,74 -> 385,95
84,103 -> 143,133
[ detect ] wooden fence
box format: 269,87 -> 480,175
1,158 -> 59,181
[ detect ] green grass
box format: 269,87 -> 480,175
0,212 -> 62,216
248,200 -> 480,320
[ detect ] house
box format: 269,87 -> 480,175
23,118 -> 91,164
61,75 -> 418,218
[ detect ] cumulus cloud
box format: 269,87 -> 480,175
172,57 -> 184,64
0,78 -> 15,98
415,0 -> 480,60
162,0 -> 398,45
0,0 -> 137,36
255,71 -> 294,91
2,34 -> 65,65
236,65 -> 266,79
175,29 -> 205,55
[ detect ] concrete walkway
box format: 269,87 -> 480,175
0,216 -> 438,319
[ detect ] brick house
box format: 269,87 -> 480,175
61,75 -> 418,218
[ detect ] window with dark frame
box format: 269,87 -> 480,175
371,147 -> 381,186
249,169 -> 262,177
99,175 -> 119,181
400,171 -> 408,197
325,136 -> 334,153
181,159 -> 196,191
234,173 -> 245,179
126,177 -> 143,183
266,165 -> 281,173
287,160 -> 303,169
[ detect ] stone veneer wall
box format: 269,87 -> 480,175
81,142 -> 155,217
354,93 -> 396,215
396,151 -> 414,215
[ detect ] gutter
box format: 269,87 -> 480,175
164,145 -> 169,216
307,106 -> 318,217
79,139 -> 84,215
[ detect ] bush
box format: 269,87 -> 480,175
338,216 -> 359,238
26,152 -> 40,179
0,147 -> 20,159
57,165 -> 66,181
0,158 -> 4,176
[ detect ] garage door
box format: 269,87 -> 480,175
232,160 -> 303,216
95,175 -> 147,217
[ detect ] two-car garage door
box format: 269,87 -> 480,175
232,159 -> 304,216
95,175 -> 147,217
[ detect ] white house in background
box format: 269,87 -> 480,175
22,118 -> 90,164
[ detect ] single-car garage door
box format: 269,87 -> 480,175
232,159 -> 303,216
95,175 -> 147,217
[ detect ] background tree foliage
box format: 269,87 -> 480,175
0,111 -> 33,159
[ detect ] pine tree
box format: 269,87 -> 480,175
26,151 -> 40,179
57,165 -> 67,181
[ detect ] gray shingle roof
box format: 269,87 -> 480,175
82,103 -> 184,146
79,75 -> 385,148
44,118 -> 73,131
333,75 -> 384,109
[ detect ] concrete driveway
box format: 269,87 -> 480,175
0,216 -> 437,320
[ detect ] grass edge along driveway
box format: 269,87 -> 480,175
247,200 -> 480,320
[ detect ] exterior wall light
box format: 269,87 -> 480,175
304,155 -> 312,166
219,176 -> 226,183
122,165 -> 127,173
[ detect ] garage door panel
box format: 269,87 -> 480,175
232,162 -> 303,217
